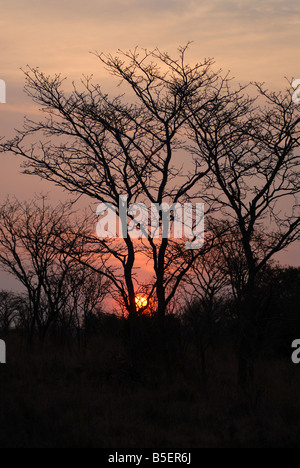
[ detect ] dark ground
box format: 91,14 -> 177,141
0,321 -> 299,448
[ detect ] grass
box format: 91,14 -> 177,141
0,327 -> 299,448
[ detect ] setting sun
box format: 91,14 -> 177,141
135,294 -> 148,310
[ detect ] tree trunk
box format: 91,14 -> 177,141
156,286 -> 166,319
124,237 -> 137,318
238,278 -> 256,389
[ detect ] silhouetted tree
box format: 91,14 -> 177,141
0,291 -> 24,333
58,267 -> 109,346
253,265 -> 300,354
1,46 -> 299,384
0,46 -> 221,319
0,197 -> 107,341
188,82 -> 300,387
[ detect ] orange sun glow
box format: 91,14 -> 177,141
135,294 -> 148,310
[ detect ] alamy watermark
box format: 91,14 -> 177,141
96,196 -> 205,250
0,340 -> 6,364
292,79 -> 300,104
0,79 -> 6,104
291,339 -> 300,364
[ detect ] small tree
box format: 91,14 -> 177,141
0,291 -> 24,333
0,197 -> 106,341
58,266 -> 109,346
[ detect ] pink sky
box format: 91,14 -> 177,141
0,0 -> 299,294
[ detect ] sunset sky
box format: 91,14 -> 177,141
0,0 -> 299,289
